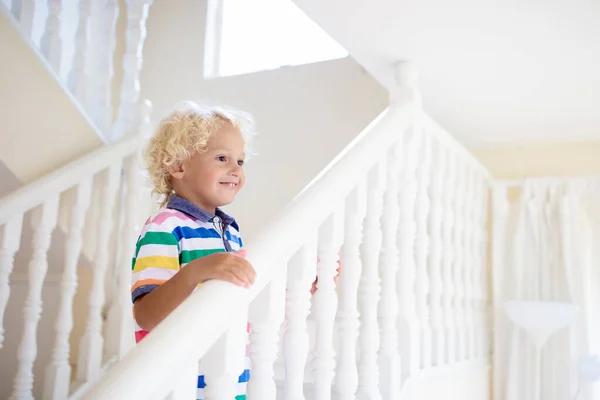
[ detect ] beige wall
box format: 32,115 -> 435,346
472,141 -> 600,179
138,0 -> 389,239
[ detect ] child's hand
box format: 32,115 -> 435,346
191,249 -> 256,288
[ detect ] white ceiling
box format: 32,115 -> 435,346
294,0 -> 600,147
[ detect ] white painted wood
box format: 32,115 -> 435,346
163,360 -> 197,400
477,177 -> 490,360
378,139 -> 402,399
0,215 -> 24,350
283,237 -> 317,400
10,0 -> 35,40
427,136 -> 445,367
0,135 -> 139,225
201,313 -> 248,400
43,181 -> 93,400
333,181 -> 366,400
397,127 -> 421,378
113,0 -> 153,140
357,161 -> 385,400
68,0 -> 92,105
313,208 -> 344,400
104,155 -> 139,360
453,161 -> 467,362
90,0 -> 119,133
10,197 -> 60,400
415,128 -> 432,369
77,164 -> 122,382
40,0 -> 62,72
463,169 -> 476,360
248,268 -> 286,399
442,151 -> 457,364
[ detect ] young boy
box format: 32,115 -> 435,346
131,101 -> 256,399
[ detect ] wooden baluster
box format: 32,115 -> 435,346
427,137 -> 445,367
283,237 -> 317,400
378,140 -> 401,399
397,128 -> 420,378
313,208 -> 344,400
415,130 -> 432,368
77,163 -> 122,382
10,197 -> 59,400
479,177 -> 491,360
43,181 -> 93,400
442,151 -> 456,364
334,181 -> 367,399
0,215 -> 24,350
90,0 -> 119,133
357,161 -> 385,400
462,169 -> 475,360
248,269 -> 287,399
453,161 -> 466,362
10,0 -> 36,40
104,108 -> 150,359
472,173 -> 487,359
113,0 -> 153,140
201,313 -> 248,399
40,0 -> 62,73
68,0 -> 92,106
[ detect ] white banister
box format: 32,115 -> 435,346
443,152 -> 457,364
77,163 -> 122,382
0,135 -> 139,225
378,139 -> 402,399
164,360 -> 198,400
463,169 -> 476,359
0,214 -> 23,350
398,126 -> 420,378
357,160 -> 385,400
68,0 -> 92,105
333,182 -> 366,399
103,154 -> 138,360
428,136 -> 445,367
453,162 -> 467,362
10,0 -> 35,40
313,209 -> 344,399
43,181 -> 93,400
10,196 -> 60,400
247,270 -> 286,399
39,0 -> 62,72
283,238 -> 318,400
112,0 -> 153,140
415,125 -> 432,369
89,0 -> 119,133
200,313 -> 249,399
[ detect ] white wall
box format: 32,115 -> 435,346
138,0 -> 389,239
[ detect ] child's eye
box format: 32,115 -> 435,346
237,160 -> 244,166
216,156 -> 227,162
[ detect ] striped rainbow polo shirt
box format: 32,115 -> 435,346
131,195 -> 250,400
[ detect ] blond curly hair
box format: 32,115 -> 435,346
143,101 -> 256,206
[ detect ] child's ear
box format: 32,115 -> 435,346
167,161 -> 185,180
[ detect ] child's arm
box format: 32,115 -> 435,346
134,250 -> 255,331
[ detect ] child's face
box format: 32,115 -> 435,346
171,125 -> 246,213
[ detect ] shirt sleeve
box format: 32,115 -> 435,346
130,224 -> 180,303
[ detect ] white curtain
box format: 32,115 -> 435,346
492,177 -> 600,400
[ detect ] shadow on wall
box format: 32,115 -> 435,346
0,160 -> 22,197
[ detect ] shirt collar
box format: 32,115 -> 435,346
166,195 -> 239,231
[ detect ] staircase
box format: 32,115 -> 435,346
0,1 -> 492,399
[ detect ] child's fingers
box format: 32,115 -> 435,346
233,249 -> 248,258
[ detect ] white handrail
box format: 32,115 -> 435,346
422,114 -> 490,179
0,134 -> 140,224
84,105 -> 411,399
